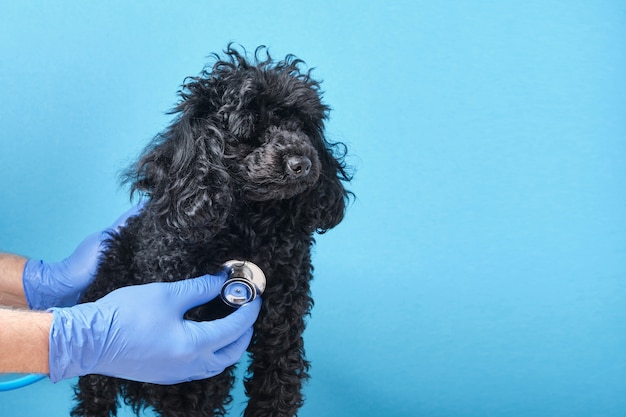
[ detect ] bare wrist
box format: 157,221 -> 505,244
0,308 -> 52,374
0,253 -> 29,308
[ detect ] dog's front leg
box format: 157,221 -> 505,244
71,375 -> 120,417
243,292 -> 312,417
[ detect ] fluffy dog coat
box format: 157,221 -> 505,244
72,46 -> 351,417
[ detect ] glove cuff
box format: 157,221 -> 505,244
48,304 -> 107,383
22,259 -> 45,310
23,259 -> 79,310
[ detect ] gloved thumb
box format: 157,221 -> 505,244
108,202 -> 145,230
168,272 -> 228,313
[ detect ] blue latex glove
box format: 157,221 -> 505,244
23,205 -> 143,310
48,273 -> 261,385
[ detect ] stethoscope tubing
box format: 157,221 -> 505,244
0,374 -> 46,391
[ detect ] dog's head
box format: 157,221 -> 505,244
125,45 -> 351,239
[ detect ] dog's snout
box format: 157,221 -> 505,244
286,156 -> 312,178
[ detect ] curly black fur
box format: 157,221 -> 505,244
71,45 -> 352,417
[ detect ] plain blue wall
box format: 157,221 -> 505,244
1,1 -> 625,416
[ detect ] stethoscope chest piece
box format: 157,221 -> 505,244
220,260 -> 266,308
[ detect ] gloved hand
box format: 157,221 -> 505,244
22,205 -> 143,310
48,272 -> 261,385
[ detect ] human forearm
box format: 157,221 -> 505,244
0,253 -> 28,308
0,308 -> 52,374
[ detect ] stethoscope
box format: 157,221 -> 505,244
0,260 -> 266,391
220,259 -> 266,307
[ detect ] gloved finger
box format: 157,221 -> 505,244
108,202 -> 145,231
189,296 -> 261,349
66,204 -> 144,270
168,272 -> 228,313
62,231 -> 106,278
213,326 -> 254,366
70,204 -> 143,275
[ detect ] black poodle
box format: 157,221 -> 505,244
71,45 -> 352,417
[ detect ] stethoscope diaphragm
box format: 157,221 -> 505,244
220,260 -> 266,307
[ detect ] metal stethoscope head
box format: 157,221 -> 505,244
220,260 -> 266,308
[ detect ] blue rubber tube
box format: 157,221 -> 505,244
0,374 -> 46,391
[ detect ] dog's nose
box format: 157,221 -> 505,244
286,156 -> 312,178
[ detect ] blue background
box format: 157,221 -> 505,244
1,1 -> 625,416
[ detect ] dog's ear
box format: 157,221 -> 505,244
126,114 -> 232,240
306,141 -> 352,234
312,173 -> 347,234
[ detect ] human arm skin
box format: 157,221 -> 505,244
0,252 -> 50,373
0,307 -> 51,373
0,253 -> 28,309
